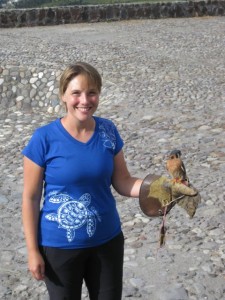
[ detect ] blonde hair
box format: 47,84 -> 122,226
59,62 -> 102,98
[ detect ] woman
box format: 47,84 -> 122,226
22,62 -> 143,300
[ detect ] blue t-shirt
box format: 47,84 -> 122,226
22,116 -> 124,249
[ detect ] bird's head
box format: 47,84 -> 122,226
168,149 -> 182,160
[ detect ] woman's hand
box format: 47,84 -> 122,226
28,250 -> 45,281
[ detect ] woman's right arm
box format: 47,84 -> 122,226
22,156 -> 45,281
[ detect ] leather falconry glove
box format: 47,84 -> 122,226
139,149 -> 201,218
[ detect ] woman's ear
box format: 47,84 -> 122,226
60,95 -> 67,111
61,94 -> 66,103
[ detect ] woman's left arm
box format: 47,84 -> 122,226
112,149 -> 143,197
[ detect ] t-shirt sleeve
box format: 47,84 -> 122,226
22,129 -> 46,168
113,123 -> 124,155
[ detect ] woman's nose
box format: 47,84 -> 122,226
80,92 -> 88,103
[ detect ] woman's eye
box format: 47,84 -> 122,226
89,91 -> 97,96
73,91 -> 80,95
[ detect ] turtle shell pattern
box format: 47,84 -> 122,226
45,192 -> 101,242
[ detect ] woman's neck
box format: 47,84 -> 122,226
61,116 -> 96,142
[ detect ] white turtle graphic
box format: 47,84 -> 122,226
99,122 -> 116,150
45,192 -> 101,242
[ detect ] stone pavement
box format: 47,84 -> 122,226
0,16 -> 225,300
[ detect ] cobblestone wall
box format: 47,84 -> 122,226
0,65 -> 64,113
1,1 -> 225,113
0,1 -> 225,28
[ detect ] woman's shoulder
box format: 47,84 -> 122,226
94,116 -> 115,128
34,119 -> 59,136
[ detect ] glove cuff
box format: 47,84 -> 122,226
139,174 -> 174,217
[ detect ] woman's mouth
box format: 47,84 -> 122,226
76,107 -> 91,112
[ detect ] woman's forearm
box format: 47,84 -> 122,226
113,176 -> 143,198
22,157 -> 44,253
22,196 -> 41,253
127,177 -> 143,198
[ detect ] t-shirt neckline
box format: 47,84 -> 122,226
56,116 -> 98,146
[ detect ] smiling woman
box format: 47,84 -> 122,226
60,74 -> 99,141
59,63 -> 101,141
22,61 -> 144,300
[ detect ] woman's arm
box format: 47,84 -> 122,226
22,157 -> 45,281
112,150 -> 143,197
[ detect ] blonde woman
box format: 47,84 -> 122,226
22,62 -> 142,300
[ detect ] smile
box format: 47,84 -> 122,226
76,107 -> 92,112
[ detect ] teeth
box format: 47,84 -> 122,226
78,107 -> 90,111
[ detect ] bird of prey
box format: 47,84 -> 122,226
166,149 -> 188,184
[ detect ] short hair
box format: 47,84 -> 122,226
59,62 -> 102,98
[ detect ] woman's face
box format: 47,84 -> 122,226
62,74 -> 100,122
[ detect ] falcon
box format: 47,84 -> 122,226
166,149 -> 188,184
